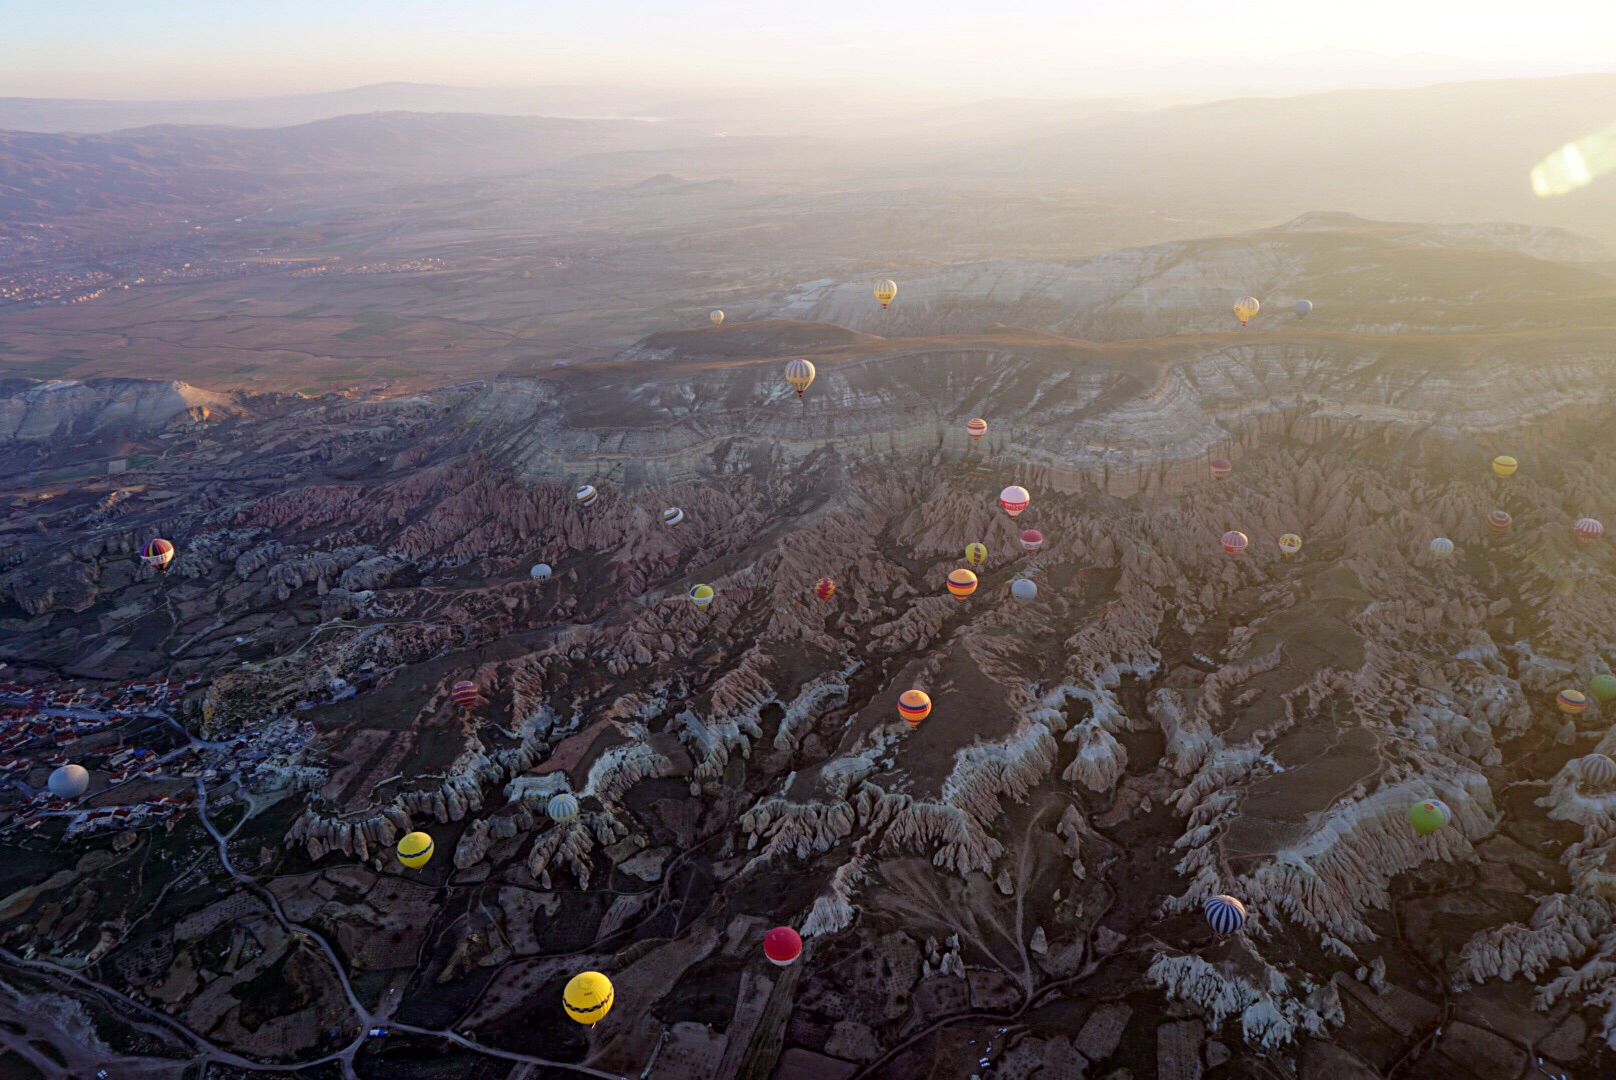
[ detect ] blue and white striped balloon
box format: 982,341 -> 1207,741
548,793 -> 579,823
1582,754 -> 1616,790
1204,894 -> 1247,935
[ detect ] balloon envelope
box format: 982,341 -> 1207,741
999,486 -> 1030,518
1576,518 -> 1604,543
898,690 -> 932,725
1221,531 -> 1248,555
966,418 -> 988,441
1430,537 -> 1454,558
1408,801 -> 1449,836
531,563 -> 553,582
450,681 -> 479,709
764,926 -> 802,965
564,972 -> 614,1025
1204,895 -> 1246,934
814,577 -> 837,601
946,568 -> 978,600
1294,299 -> 1312,318
1590,674 -> 1616,702
47,764 -> 89,799
1558,689 -> 1589,715
548,793 -> 579,822
965,543 -> 988,566
689,584 -> 715,609
662,507 -> 684,526
1209,458 -> 1232,480
1233,296 -> 1260,325
710,310 -> 724,326
1278,533 -> 1302,556
784,358 -> 816,396
1582,754 -> 1616,789
575,484 -> 598,508
1492,455 -> 1518,477
874,279 -> 898,307
397,831 -> 434,868
141,538 -> 175,569
1486,510 -> 1512,535
1011,578 -> 1037,603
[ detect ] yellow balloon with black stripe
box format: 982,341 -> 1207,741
565,971 -> 615,1026
397,831 -> 434,869
965,543 -> 987,566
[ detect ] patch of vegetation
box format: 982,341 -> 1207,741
285,304 -> 331,318
336,313 -> 408,341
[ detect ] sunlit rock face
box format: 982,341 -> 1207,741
5,309 -> 1616,1075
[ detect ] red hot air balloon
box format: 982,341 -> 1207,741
814,577 -> 836,601
1019,529 -> 1044,554
1221,531 -> 1249,556
450,681 -> 480,710
999,485 -> 1030,519
763,926 -> 802,966
1209,458 -> 1232,481
1576,518 -> 1604,543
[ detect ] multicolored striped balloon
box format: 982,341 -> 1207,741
897,690 -> 932,726
1558,689 -> 1589,715
946,568 -> 978,600
1486,509 -> 1512,535
450,681 -> 480,709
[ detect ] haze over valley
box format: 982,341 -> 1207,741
5,12 -> 1616,1078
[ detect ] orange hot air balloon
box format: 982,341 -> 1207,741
966,418 -> 988,442
946,568 -> 978,600
897,690 -> 931,726
814,577 -> 836,601
450,681 -> 479,710
1221,531 -> 1249,556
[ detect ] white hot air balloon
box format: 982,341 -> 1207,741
1011,579 -> 1037,604
48,764 -> 89,799
531,563 -> 552,583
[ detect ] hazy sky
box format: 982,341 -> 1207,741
7,0 -> 1616,99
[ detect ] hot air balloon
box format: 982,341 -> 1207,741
564,972 -> 614,1026
1294,299 -> 1313,318
814,577 -> 836,602
874,279 -> 897,308
965,543 -> 988,567
575,484 -> 598,509
1576,518 -> 1604,543
141,538 -> 175,573
1011,578 -> 1037,603
1487,510 -> 1513,535
897,690 -> 931,726
548,792 -> 579,823
397,831 -> 434,868
1492,455 -> 1518,478
1278,533 -> 1302,557
999,486 -> 1030,519
1221,531 -> 1249,556
710,310 -> 724,327
689,584 -> 715,610
450,681 -> 479,710
662,507 -> 684,527
531,563 -> 553,583
1430,537 -> 1454,558
764,926 -> 802,966
946,568 -> 978,600
1408,800 -> 1450,836
1204,895 -> 1247,935
784,358 -> 816,397
47,764 -> 89,799
1233,296 -> 1260,326
1209,458 -> 1232,481
1019,529 -> 1044,554
966,418 -> 988,442
1591,674 -> 1616,703
1582,754 -> 1616,790
1558,689 -> 1589,715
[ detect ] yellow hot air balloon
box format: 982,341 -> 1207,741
397,831 -> 434,869
1233,296 -> 1260,326
710,310 -> 724,327
965,543 -> 987,566
1278,534 -> 1302,557
564,971 -> 614,1026
784,358 -> 816,397
874,280 -> 898,308
1492,455 -> 1518,478
689,584 -> 715,609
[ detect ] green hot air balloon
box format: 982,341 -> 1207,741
1591,674 -> 1616,704
1408,800 -> 1450,837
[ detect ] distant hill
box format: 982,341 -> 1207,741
0,111 -> 679,227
